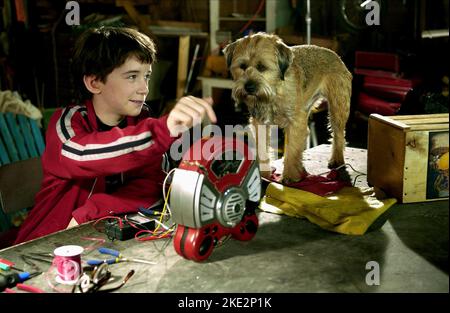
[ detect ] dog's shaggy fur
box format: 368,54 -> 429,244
223,32 -> 352,182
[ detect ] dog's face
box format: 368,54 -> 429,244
223,33 -> 293,123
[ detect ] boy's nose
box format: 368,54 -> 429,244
137,79 -> 149,94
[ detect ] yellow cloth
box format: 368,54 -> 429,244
260,182 -> 397,235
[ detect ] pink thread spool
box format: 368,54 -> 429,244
53,245 -> 84,285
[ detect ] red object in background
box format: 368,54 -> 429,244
355,51 -> 400,74
363,76 -> 415,102
14,0 -> 26,23
358,92 -> 402,116
354,51 -> 421,116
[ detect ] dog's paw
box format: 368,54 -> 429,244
260,170 -> 272,180
282,177 -> 300,184
328,159 -> 345,169
281,171 -> 307,184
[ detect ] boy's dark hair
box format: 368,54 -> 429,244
71,26 -> 156,103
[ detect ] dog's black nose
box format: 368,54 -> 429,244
244,81 -> 257,94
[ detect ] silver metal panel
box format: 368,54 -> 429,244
245,162 -> 262,202
170,169 -> 202,228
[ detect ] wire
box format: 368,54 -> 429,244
352,174 -> 366,187
162,168 -> 177,213
92,215 -> 123,233
153,184 -> 173,234
316,162 -> 366,176
130,174 -> 176,241
237,0 -> 266,35
80,237 -> 106,253
210,0 -> 267,55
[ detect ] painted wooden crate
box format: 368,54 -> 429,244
368,113 -> 449,203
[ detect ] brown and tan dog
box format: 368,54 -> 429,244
223,32 -> 352,182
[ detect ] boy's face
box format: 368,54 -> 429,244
94,56 -> 152,123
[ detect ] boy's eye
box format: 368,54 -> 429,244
127,75 -> 137,80
144,74 -> 151,81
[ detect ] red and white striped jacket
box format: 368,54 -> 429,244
14,100 -> 175,244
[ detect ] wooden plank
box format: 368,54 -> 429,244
17,115 -> 38,158
408,123 -> 449,131
398,117 -> 448,125
370,113 -> 449,131
152,20 -> 202,30
0,113 -> 19,162
367,117 -> 406,200
119,0 -> 141,24
402,131 -> 429,202
0,135 -> 11,165
176,35 -> 190,99
209,0 -> 219,53
116,0 -> 154,6
390,113 -> 448,120
5,113 -> 29,160
29,119 -> 45,155
116,0 -> 156,41
369,114 -> 410,131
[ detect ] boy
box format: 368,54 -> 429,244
14,27 -> 216,244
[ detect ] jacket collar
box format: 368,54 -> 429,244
85,99 -> 136,130
85,99 -> 99,130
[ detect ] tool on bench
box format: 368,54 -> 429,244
22,252 -> 53,264
0,258 -> 24,272
86,247 -> 156,266
0,271 -> 41,292
20,252 -> 54,273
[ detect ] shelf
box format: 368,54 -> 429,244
149,27 -> 208,38
209,0 -> 277,53
219,17 -> 266,22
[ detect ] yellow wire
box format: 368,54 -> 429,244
153,184 -> 172,234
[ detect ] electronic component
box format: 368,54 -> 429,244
104,214 -> 155,241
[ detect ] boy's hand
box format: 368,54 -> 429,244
167,96 -> 216,137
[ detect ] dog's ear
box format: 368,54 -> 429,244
222,41 -> 237,69
276,40 -> 293,80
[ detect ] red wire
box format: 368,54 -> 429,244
237,0 -> 266,35
92,215 -> 123,232
211,0 -> 267,55
135,231 -> 172,241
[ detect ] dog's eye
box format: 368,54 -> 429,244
256,63 -> 267,72
240,63 -> 247,70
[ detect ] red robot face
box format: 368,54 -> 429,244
170,137 -> 261,261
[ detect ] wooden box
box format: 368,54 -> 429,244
368,113 -> 449,203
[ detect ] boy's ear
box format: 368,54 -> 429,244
83,75 -> 102,94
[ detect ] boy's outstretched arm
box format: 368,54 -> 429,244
45,97 -> 215,180
166,96 -> 216,137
